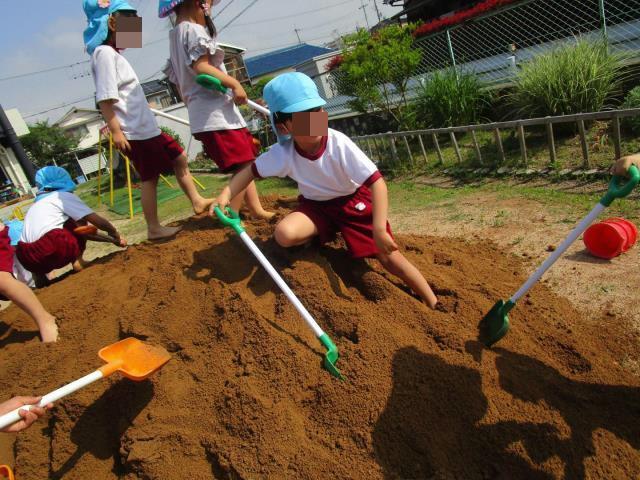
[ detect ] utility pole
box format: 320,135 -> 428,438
294,27 -> 302,44
359,0 -> 371,30
372,0 -> 383,23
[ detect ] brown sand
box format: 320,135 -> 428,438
0,197 -> 639,479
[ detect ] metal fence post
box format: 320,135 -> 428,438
446,29 -> 457,68
599,0 -> 607,39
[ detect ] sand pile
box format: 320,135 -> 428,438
0,197 -> 639,479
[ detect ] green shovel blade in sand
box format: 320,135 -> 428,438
215,207 -> 344,380
480,165 -> 640,348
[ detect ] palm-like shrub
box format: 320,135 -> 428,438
510,40 -> 625,118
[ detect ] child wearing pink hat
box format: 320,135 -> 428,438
159,0 -> 274,220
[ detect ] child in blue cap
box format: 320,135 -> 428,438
213,73 -> 438,309
159,0 -> 273,220
16,167 -> 126,286
84,0 -> 214,241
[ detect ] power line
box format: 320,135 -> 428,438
24,95 -> 96,119
225,0 -> 354,28
218,0 -> 261,33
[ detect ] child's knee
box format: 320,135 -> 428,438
274,223 -> 298,248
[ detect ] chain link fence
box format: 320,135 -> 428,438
322,0 -> 640,117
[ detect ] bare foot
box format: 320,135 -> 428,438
193,197 -> 215,216
148,225 -> 181,241
72,258 -> 88,272
40,317 -> 59,343
252,210 -> 276,221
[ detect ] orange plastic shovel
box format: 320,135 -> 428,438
0,338 -> 170,430
73,224 -> 116,243
0,466 -> 14,480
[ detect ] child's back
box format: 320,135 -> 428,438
166,22 -> 246,134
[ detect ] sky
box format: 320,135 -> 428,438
0,0 -> 401,124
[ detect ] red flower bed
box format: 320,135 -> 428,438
413,0 -> 517,39
325,54 -> 344,72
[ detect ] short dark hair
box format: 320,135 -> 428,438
273,107 -> 321,125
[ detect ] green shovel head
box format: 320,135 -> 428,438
479,299 -> 514,347
319,334 -> 344,380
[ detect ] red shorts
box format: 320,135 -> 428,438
128,133 -> 184,182
295,186 -> 393,259
16,221 -> 87,275
194,128 -> 258,173
0,227 -> 14,274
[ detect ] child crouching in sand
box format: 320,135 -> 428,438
213,73 -> 438,309
16,167 -> 126,286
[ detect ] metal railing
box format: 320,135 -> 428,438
351,107 -> 640,170
322,0 -> 640,117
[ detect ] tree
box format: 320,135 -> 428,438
329,25 -> 422,130
21,120 -> 79,168
245,76 -> 274,100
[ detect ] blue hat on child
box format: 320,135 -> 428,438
83,0 -> 137,56
35,167 -> 77,202
158,0 -> 222,18
263,72 -> 327,144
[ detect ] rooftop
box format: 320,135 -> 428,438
245,43 -> 335,79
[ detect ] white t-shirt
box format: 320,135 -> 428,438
254,129 -> 379,201
164,22 -> 247,134
92,45 -> 161,141
20,192 -> 94,244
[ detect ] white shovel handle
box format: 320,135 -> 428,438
150,108 -> 191,127
246,99 -> 271,117
0,370 -> 104,430
510,203 -> 606,304
239,231 -> 324,338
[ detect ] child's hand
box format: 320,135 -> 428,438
231,84 -> 248,105
374,229 -> 399,255
612,155 -> 640,177
111,232 -> 127,248
211,187 -> 232,217
112,131 -> 131,153
0,396 -> 52,433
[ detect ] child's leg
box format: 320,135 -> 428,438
172,153 -> 213,214
274,212 -> 319,247
376,250 -> 438,309
243,181 -> 275,220
0,272 -> 58,342
141,178 -> 181,240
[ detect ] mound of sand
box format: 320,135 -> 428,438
1,198 -> 639,479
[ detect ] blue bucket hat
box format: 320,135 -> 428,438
5,220 -> 23,246
263,72 -> 327,144
158,0 -> 221,18
83,0 -> 137,56
35,167 -> 77,202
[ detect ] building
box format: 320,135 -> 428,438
245,44 -> 336,84
0,108 -> 34,199
294,51 -> 342,100
383,0 -> 479,24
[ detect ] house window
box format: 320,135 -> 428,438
65,125 -> 89,140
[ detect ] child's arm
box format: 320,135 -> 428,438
370,178 -> 399,254
211,165 -> 256,215
98,101 -> 131,153
612,154 -> 640,176
82,213 -> 127,247
0,396 -> 52,433
192,57 -> 248,105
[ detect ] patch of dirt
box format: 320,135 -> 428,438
0,198 -> 639,479
393,186 -> 640,334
